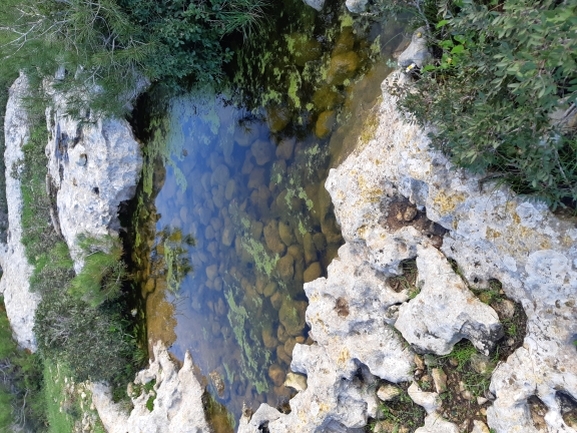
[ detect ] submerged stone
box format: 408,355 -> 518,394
315,110 -> 336,138
326,51 -> 359,85
266,104 -> 291,133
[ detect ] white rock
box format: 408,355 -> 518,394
415,413 -> 459,433
395,245 -> 503,355
345,0 -> 368,13
377,384 -> 401,402
302,0 -> 325,11
92,341 -> 210,433
471,420 -> 491,433
407,382 -> 440,415
284,371 -> 307,392
46,97 -> 142,272
0,75 -> 40,350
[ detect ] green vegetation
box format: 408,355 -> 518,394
368,386 -> 426,432
393,0 -> 577,210
69,235 -> 127,307
0,297 -> 45,432
0,0 -> 268,115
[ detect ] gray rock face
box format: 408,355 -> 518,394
0,75 -> 40,350
92,341 -> 211,433
237,67 -> 577,433
395,245 -> 502,355
46,98 -> 142,272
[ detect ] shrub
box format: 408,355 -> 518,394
69,235 -> 127,307
0,0 -> 268,115
34,291 -> 138,387
396,0 -> 577,210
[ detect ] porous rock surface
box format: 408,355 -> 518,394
237,69 -> 577,432
92,341 -> 211,433
45,93 -> 142,272
0,75 -> 40,350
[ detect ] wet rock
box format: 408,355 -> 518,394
332,27 -> 355,56
263,282 -> 277,297
303,262 -> 322,283
221,222 -> 235,247
278,297 -> 306,336
287,244 -> 305,265
211,164 -> 230,187
278,221 -> 294,246
241,152 -> 254,175
315,110 -> 336,139
251,139 -> 274,166
205,264 -> 218,281
276,254 -> 295,280
284,337 -> 298,357
251,220 -> 264,240
394,245 -> 503,356
326,51 -> 360,86
209,370 -> 226,397
266,104 -> 291,133
276,324 -> 288,344
248,167 -> 265,190
264,220 -> 286,255
276,344 -> 291,366
270,292 -> 284,311
289,34 -> 323,67
276,137 -> 295,160
303,233 -> 318,264
224,179 -> 237,201
312,232 -> 327,252
312,86 -> 344,111
262,325 -> 278,349
284,372 -> 307,392
234,123 -> 261,147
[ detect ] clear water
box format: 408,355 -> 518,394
130,2 -> 407,428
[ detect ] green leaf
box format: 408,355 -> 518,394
436,19 -> 450,28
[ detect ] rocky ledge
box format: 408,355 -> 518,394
238,70 -> 577,432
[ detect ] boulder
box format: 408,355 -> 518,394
278,297 -> 306,336
46,88 -> 142,272
394,245 -> 503,355
0,75 -> 40,350
315,110 -> 336,139
264,220 -> 286,255
92,341 -> 210,433
326,51 -> 360,86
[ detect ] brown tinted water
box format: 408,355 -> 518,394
130,3 -> 407,429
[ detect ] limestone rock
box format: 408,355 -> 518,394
302,0 -> 325,11
346,0 -> 368,13
0,75 -> 40,350
46,93 -> 142,272
92,341 -> 210,433
408,382 -> 440,415
284,372 -> 308,392
377,384 -> 401,402
394,245 -> 503,355
415,414 -> 459,433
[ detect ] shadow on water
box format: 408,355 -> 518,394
128,0 -> 411,429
